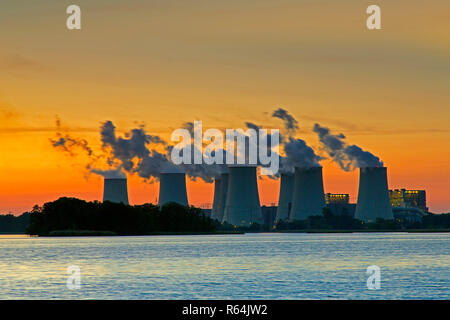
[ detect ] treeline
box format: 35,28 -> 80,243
27,197 -> 216,236
0,213 -> 30,234
274,209 -> 450,231
421,213 -> 450,229
3,199 -> 450,235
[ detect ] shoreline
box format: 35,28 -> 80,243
3,229 -> 449,237
38,230 -> 245,237
277,229 -> 450,233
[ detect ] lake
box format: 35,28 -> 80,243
0,233 -> 448,299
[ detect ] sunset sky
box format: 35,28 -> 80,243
1,0 -> 449,214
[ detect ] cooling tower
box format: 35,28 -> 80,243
103,178 -> 129,205
211,173 -> 228,222
290,167 -> 325,221
211,177 -> 222,220
355,167 -> 393,222
275,173 -> 294,222
222,166 -> 262,226
158,172 -> 189,207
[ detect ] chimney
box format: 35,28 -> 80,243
222,166 -> 262,226
355,167 -> 393,222
275,173 -> 294,222
290,166 -> 325,221
103,178 -> 129,205
158,172 -> 189,206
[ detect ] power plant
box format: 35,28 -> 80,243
325,193 -> 356,216
355,167 -> 393,222
158,170 -> 189,207
290,166 -> 325,221
222,166 -> 262,226
99,163 -> 414,226
389,189 -> 428,213
275,173 -> 294,222
103,178 -> 129,205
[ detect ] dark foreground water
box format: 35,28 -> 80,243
0,233 -> 448,299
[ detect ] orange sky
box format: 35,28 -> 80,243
0,0 -> 449,214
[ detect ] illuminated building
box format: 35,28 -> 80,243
389,189 -> 428,212
325,193 -> 349,204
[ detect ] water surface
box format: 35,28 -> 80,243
0,233 -> 448,299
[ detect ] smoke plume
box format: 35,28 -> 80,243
313,123 -> 383,171
99,120 -> 172,181
169,121 -> 229,183
270,108 -> 322,173
272,108 -> 299,136
49,119 -> 126,179
88,166 -> 126,179
50,118 -> 94,157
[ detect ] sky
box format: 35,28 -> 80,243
0,0 -> 449,214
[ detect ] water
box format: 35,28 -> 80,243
0,233 -> 448,299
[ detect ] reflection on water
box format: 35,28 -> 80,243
0,233 -> 449,299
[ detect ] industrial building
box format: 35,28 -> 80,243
100,161 -> 431,226
325,193 -> 355,216
355,167 -> 393,222
389,189 -> 428,212
222,166 -> 262,226
392,207 -> 426,223
103,178 -> 129,205
290,166 -> 326,221
325,193 -> 349,204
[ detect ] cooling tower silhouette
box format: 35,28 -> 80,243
216,173 -> 229,222
355,167 -> 393,222
211,177 -> 222,219
158,172 -> 189,206
222,166 -> 262,226
103,178 -> 129,205
290,167 -> 325,221
275,173 -> 294,222
211,173 -> 228,222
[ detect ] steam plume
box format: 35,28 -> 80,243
313,123 -> 383,171
50,118 -> 93,157
272,108 -> 299,136
270,108 -> 322,172
99,120 -> 171,181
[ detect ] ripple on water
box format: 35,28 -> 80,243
0,233 -> 448,299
